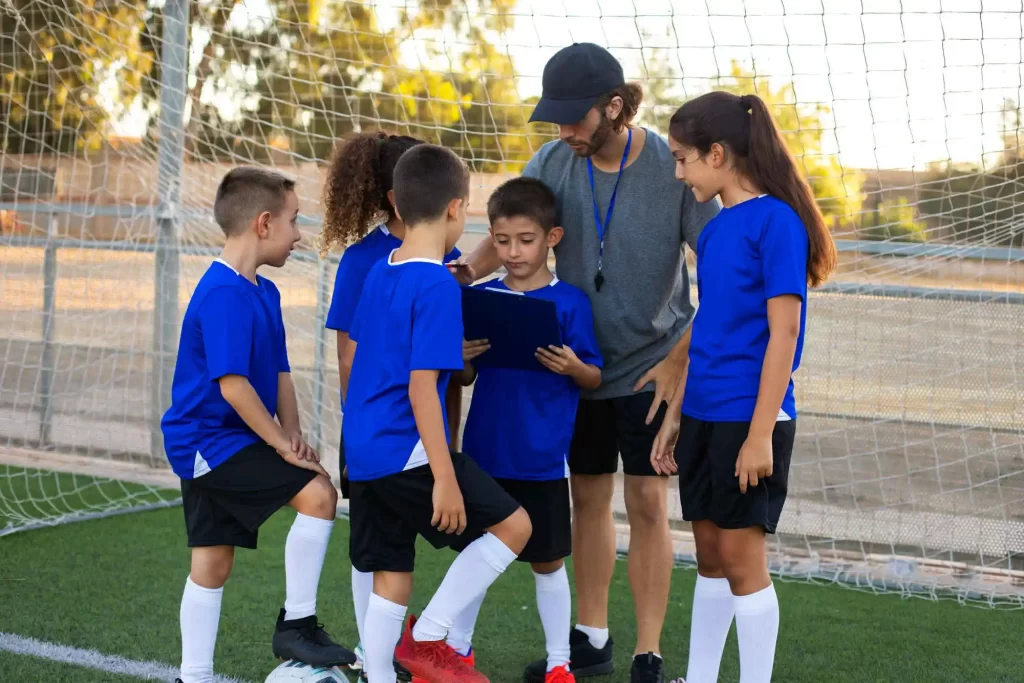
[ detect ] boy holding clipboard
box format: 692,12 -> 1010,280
446,178 -> 603,683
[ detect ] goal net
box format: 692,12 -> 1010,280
1,0 -> 1022,605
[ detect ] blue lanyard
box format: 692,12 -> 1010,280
586,127 -> 632,292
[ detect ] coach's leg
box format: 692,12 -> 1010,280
570,472 -> 617,636
622,474 -> 672,656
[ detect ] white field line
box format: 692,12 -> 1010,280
0,632 -> 252,683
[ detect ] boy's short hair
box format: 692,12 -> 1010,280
392,144 -> 469,227
213,166 -> 296,237
487,177 -> 557,232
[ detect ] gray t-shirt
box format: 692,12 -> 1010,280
523,129 -> 720,400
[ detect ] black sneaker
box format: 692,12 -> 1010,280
272,608 -> 356,667
630,652 -> 665,683
523,629 -> 614,681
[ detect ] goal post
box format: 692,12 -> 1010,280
1,0 -> 1022,606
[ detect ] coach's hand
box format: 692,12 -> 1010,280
634,354 -> 687,425
650,414 -> 680,475
735,433 -> 773,494
432,475 -> 467,535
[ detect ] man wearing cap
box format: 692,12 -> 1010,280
457,43 -> 719,682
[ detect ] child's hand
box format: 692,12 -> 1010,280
447,257 -> 476,285
735,433 -> 773,493
289,431 -> 320,462
463,339 -> 490,363
535,344 -> 583,376
431,474 -> 467,535
277,445 -> 330,479
650,414 -> 680,475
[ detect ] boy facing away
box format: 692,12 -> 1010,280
341,144 -> 533,683
160,167 -> 354,683
445,177 -> 604,683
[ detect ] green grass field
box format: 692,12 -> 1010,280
2,496 -> 1022,683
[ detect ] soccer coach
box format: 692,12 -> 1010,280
456,43 -> 719,682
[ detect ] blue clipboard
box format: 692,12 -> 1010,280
461,285 -> 563,372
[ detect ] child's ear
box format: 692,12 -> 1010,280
709,142 -> 726,169
387,189 -> 397,212
447,197 -> 464,221
547,226 -> 564,248
255,210 -> 272,238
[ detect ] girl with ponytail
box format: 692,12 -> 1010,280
319,131 -> 463,675
651,92 -> 837,683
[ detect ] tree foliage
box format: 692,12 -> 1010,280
185,0 -> 552,170
0,0 -> 157,155
713,63 -> 863,227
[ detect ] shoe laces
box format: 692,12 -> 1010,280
419,640 -> 463,668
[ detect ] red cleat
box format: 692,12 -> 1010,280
411,645 -> 475,682
394,615 -> 488,683
545,664 -> 576,683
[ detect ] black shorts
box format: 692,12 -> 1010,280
492,478 -> 570,564
181,442 -> 317,549
676,417 -> 796,534
568,393 -> 668,477
348,453 -> 522,573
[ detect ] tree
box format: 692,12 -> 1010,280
0,0 -> 157,155
714,62 -> 863,228
184,0 -> 550,168
917,99 -> 1024,247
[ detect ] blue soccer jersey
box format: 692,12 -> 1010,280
161,260 -> 290,479
325,225 -> 461,334
343,252 -> 465,481
461,278 -> 603,481
683,195 -> 809,422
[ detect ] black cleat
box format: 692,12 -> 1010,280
272,608 -> 356,668
630,652 -> 666,683
523,629 -> 614,681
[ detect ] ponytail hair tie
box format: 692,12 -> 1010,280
740,94 -> 754,112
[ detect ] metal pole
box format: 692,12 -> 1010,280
150,0 -> 189,461
38,216 -> 58,448
311,257 -> 329,454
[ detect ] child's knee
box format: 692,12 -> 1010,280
531,559 -> 564,575
489,506 -> 532,554
373,571 -> 413,605
291,474 -> 338,520
190,546 -> 235,588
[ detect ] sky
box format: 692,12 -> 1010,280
126,0 -> 1024,171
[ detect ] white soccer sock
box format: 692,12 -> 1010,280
574,624 -> 609,650
447,590 -> 486,656
412,532 -> 517,642
179,576 -> 223,683
365,593 -> 407,683
534,567 -> 571,671
685,575 -> 736,683
352,566 -> 374,646
734,583 -> 780,683
284,513 -> 334,620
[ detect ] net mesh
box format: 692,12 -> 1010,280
1,0 -> 1022,605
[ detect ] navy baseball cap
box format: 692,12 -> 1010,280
529,43 -> 625,125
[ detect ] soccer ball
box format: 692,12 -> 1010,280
264,659 -> 348,683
